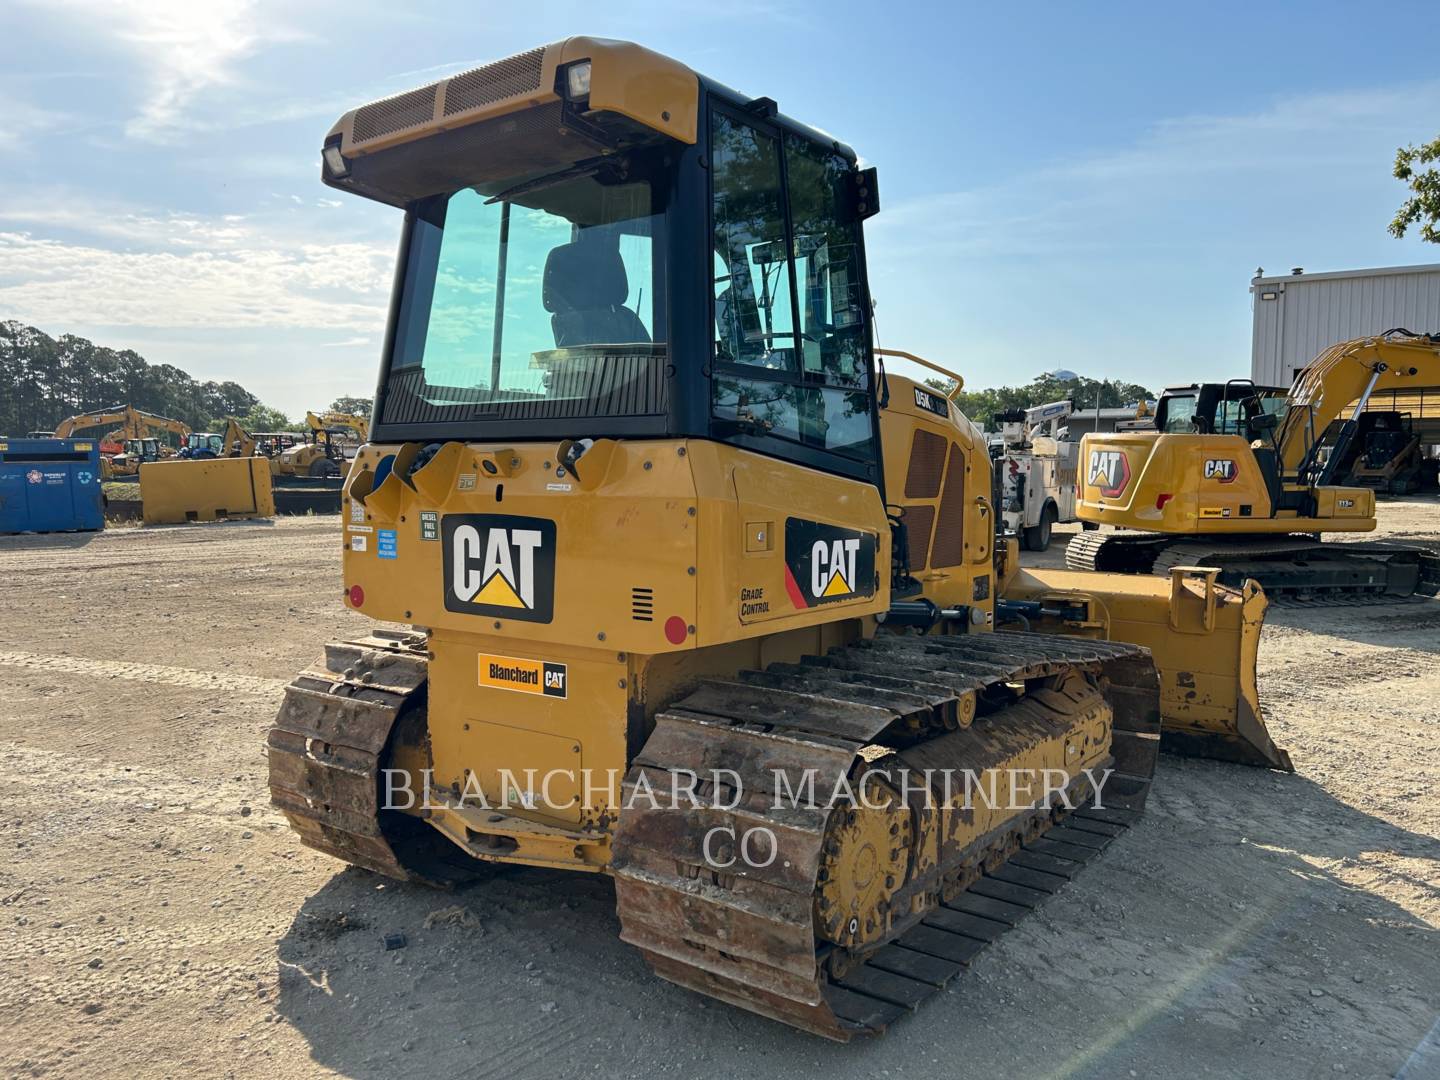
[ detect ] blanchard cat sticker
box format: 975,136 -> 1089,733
478,653 -> 567,698
783,518 -> 877,608
443,514 -> 556,623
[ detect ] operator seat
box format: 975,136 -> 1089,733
542,238 -> 650,348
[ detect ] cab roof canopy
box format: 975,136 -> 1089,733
321,36 -> 856,207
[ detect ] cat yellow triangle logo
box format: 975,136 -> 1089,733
475,571 -> 527,608
821,570 -> 852,597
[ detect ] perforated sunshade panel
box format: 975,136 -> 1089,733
443,48 -> 546,116
904,429 -> 947,499
352,85 -> 438,145
930,444 -> 967,567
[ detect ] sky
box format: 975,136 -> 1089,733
2,0 -> 1439,417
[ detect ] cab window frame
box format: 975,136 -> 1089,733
704,99 -> 881,485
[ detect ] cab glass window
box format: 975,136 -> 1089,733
1162,395 -> 1200,433
711,113 -> 796,369
709,110 -> 873,465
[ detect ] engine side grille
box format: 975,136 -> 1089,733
930,444 -> 967,567
352,85 -> 439,145
904,429 -> 947,500
443,47 -> 546,116
900,504 -> 936,571
631,587 -> 655,622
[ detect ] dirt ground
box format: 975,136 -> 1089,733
2,502 -> 1438,1079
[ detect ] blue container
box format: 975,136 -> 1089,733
0,437 -> 106,534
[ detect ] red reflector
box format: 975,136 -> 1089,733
664,616 -> 688,645
349,585 -> 365,607
1156,493 -> 1174,510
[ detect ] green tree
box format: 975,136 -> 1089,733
329,395 -> 373,419
241,404 -> 294,432
925,372 -> 1155,428
0,320 -> 277,437
1390,134 -> 1440,242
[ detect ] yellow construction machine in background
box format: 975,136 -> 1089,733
268,37 -> 1291,1041
53,405 -> 190,478
269,412 -> 364,479
1069,332 -> 1440,599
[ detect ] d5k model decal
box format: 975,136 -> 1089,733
783,518 -> 877,608
443,514 -> 556,623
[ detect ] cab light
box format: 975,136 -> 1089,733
349,585 -> 365,607
565,61 -> 592,100
1156,493 -> 1174,510
322,139 -> 348,178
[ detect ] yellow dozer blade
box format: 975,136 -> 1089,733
1005,564 -> 1291,770
139,458 -> 276,525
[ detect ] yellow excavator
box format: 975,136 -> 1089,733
1067,331 -> 1440,598
270,38 -> 1287,1041
53,405 -> 190,478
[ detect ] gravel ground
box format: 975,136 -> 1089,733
1,502 -> 1437,1079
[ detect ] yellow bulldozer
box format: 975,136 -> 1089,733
270,38 -> 1288,1040
1067,332 -> 1440,599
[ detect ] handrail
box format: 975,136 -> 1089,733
874,349 -> 966,400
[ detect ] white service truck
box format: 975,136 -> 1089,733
991,399 -> 1080,551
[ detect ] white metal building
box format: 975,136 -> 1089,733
1250,263 -> 1440,386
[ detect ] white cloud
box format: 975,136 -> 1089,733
0,96 -> 74,152
0,229 -> 390,331
28,0 -> 302,142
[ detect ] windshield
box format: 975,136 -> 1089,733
380,151 -> 670,430
1216,393 -> 1287,435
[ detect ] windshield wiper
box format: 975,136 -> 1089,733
484,156 -> 614,205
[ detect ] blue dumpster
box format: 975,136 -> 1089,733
0,437 -> 106,534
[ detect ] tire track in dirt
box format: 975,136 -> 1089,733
0,650 -> 288,696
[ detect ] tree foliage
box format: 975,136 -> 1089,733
0,321 -> 282,438
924,371 -> 1155,428
241,404 -> 295,432
1390,134 -> 1440,243
329,396 -> 373,420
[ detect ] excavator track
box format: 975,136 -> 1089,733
1066,530 -> 1440,602
610,631 -> 1160,1041
267,630 -> 483,887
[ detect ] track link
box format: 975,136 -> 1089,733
267,630 -> 481,887
610,631 -> 1160,1040
1066,530 -> 1440,602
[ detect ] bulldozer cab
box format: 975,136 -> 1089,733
362,72 -> 880,486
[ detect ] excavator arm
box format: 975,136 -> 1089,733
221,418 -> 255,456
1278,331 -> 1440,479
